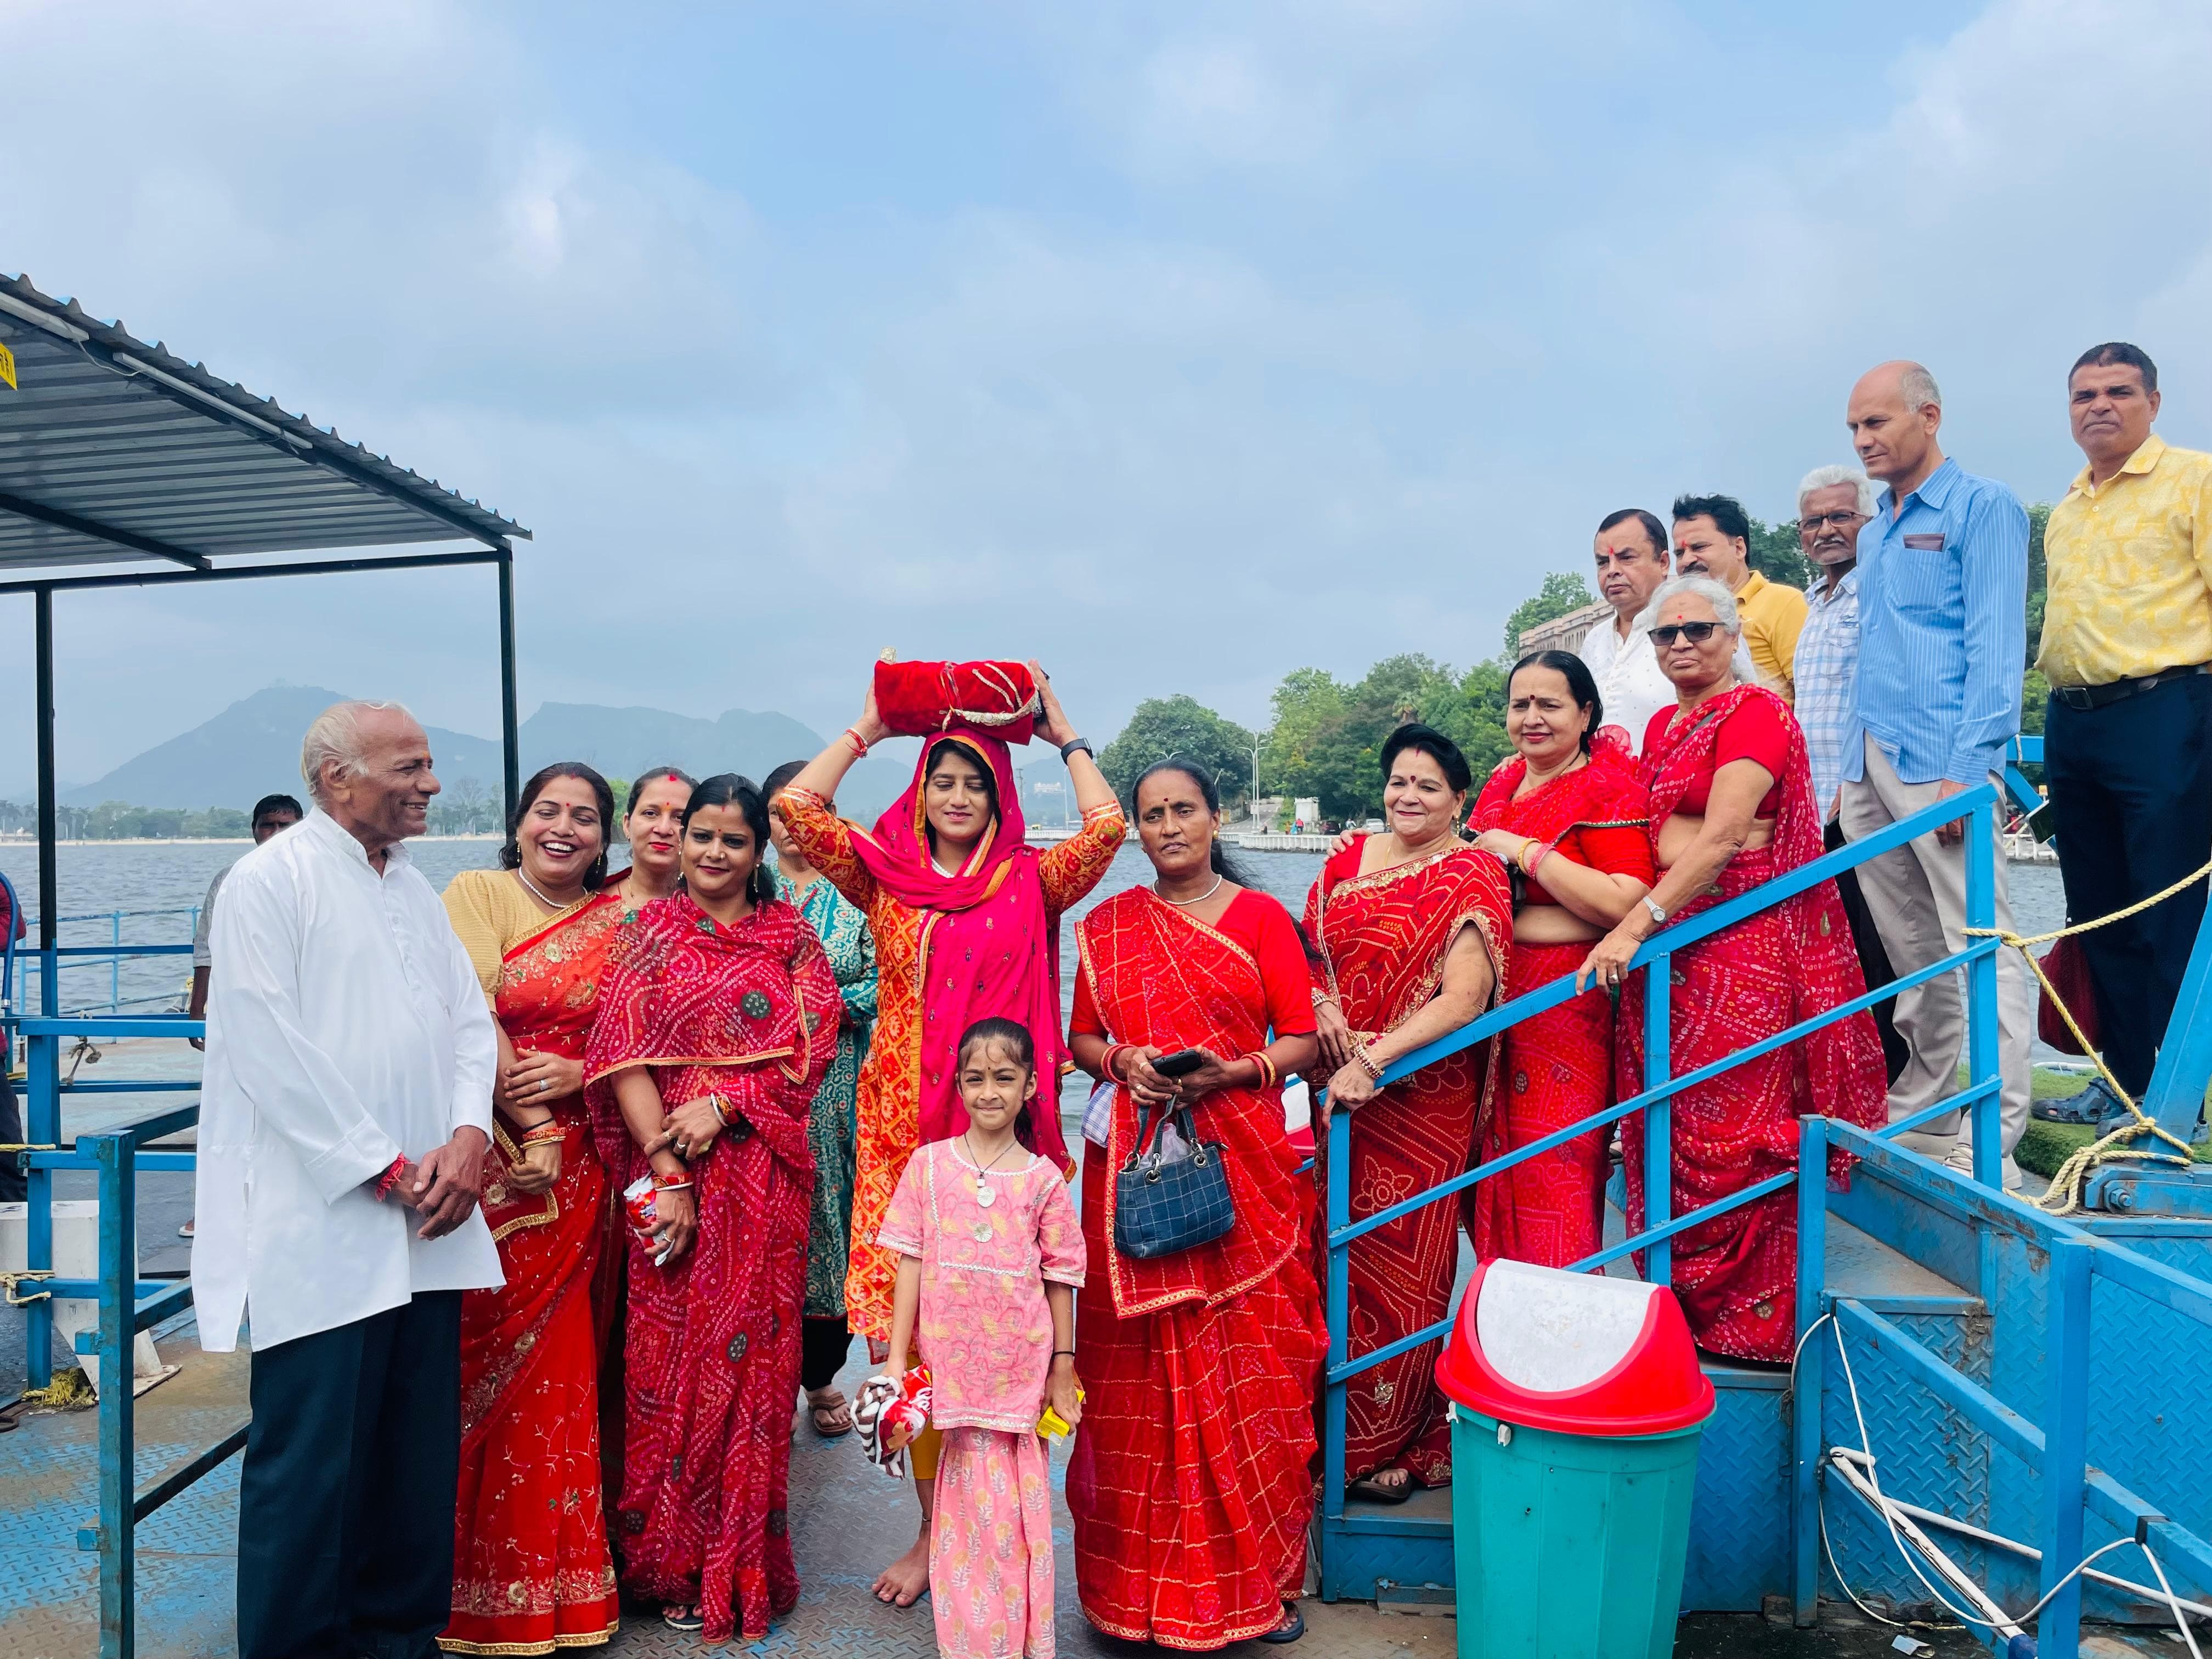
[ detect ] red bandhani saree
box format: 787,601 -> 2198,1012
583,891 -> 838,1645
1618,686 -> 1887,1362
445,893 -> 626,1656
1304,839 -> 1512,1487
1467,739 -> 1652,1270
1069,887 -> 1324,1650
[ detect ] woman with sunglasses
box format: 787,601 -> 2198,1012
1575,576 -> 1884,1362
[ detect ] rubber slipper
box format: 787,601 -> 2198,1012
662,1605 -> 704,1631
1256,1607 -> 1306,1644
1347,1474 -> 1414,1506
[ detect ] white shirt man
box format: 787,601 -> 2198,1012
1577,507 -> 1756,752
198,701 -> 499,1659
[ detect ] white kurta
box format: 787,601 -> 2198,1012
193,809 -> 501,1352
1576,610 -> 1760,755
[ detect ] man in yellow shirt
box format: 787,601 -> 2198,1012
2034,342 -> 2212,1139
1673,493 -> 1807,699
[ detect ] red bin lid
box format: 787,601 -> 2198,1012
1434,1259 -> 1716,1437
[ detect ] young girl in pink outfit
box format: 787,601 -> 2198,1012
879,1017 -> 1087,1659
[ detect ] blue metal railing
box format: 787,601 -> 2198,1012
1318,782 -> 2008,1589
1793,1117 -> 2212,1655
5,907 -> 200,1020
12,1014 -> 223,1659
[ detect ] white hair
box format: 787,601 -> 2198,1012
1797,464 -> 1879,518
1898,362 -> 1941,413
1634,575 -> 1741,636
301,700 -> 415,804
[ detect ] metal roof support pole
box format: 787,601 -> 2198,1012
34,585 -> 58,1015
496,545 -> 520,825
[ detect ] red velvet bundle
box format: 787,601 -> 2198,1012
872,658 -> 1042,744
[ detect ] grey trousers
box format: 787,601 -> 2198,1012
1837,736 -> 2033,1169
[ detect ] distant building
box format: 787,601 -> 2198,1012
1517,599 -> 1611,658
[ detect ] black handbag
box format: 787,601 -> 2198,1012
1114,1102 -> 1236,1260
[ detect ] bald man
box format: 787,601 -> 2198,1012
1837,360 -> 2033,1187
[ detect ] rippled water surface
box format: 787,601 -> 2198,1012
0,838 -> 2060,1023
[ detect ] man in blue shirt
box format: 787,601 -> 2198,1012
1836,360 -> 2034,1187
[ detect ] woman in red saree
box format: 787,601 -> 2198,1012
1306,725 -> 1512,1500
1068,761 -> 1323,1649
1578,578 -> 1887,1362
777,663 -> 1124,1605
585,775 -> 838,1643
440,764 -> 625,1656
1466,653 -> 1654,1270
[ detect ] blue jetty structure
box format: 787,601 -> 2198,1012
4,273 -> 2211,1658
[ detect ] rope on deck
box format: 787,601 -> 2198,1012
1966,851 -> 2212,1216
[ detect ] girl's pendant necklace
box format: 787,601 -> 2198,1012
963,1130 -> 1015,1238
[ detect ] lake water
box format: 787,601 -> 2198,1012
0,838 -> 1331,1022
0,837 -> 2065,1037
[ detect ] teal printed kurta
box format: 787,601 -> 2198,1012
779,866 -> 878,1318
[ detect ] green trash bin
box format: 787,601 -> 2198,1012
1433,1259 -> 1716,1659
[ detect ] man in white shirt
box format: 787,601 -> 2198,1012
1576,506 -> 1756,752
196,700 -> 501,1659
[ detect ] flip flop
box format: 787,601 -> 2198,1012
1347,1472 -> 1414,1506
1256,1606 -> 1306,1644
807,1389 -> 855,1438
662,1605 -> 703,1632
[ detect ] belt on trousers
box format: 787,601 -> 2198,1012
2050,662 -> 2211,712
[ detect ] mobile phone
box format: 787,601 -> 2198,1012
1151,1048 -> 1205,1079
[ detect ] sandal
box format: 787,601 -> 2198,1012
806,1387 -> 855,1438
1348,1471 -> 1414,1506
662,1605 -> 703,1632
1256,1605 -> 1306,1644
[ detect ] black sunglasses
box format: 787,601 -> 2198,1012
1650,622 -> 1722,646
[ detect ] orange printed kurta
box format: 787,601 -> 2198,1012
780,787 -> 1124,1341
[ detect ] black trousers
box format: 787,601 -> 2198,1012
0,1069 -> 24,1203
801,1314 -> 852,1393
237,1290 -> 462,1659
2046,673 -> 2212,1099
1827,819 -> 1910,1087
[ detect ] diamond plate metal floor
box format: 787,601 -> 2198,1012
0,1323 -> 1458,1659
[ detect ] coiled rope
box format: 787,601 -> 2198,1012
1965,853 -> 2212,1216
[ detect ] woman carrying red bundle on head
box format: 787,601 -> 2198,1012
775,658 -> 1125,1609
1465,652 -> 1654,1272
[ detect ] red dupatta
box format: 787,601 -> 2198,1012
1469,732 -> 1647,871
844,727 -> 1071,1170
584,889 -> 833,1181
1305,837 -> 1514,1038
1077,888 -> 1306,1318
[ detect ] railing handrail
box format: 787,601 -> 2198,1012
1369,781 -> 2002,1091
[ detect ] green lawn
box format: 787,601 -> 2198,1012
2015,1065 -> 2212,1178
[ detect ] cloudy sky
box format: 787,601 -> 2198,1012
5,0 -> 2209,791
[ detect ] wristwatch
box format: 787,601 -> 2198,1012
1059,737 -> 1094,763
1641,896 -> 1667,927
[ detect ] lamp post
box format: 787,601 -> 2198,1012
1247,733 -> 1268,831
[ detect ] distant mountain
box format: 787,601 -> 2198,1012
50,685 -> 909,821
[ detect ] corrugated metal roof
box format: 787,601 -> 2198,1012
0,272 -> 528,574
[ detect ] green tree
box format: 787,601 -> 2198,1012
1097,695 -> 1257,810
1747,517 -> 1810,590
1503,572 -> 1596,658
1265,654 -> 1460,825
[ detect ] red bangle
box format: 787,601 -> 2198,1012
374,1156 -> 408,1200
1252,1052 -> 1278,1091
1101,1043 -> 1128,1084
653,1167 -> 691,1189
843,726 -> 870,757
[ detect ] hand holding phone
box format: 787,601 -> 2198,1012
1150,1048 -> 1205,1079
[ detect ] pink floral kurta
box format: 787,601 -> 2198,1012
879,1139 -> 1085,1658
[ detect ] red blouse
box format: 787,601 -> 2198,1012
1071,887 -> 1317,1041
1643,698 -> 1787,820
1523,819 -> 1655,907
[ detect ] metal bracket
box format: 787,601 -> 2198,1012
2081,1161 -> 2212,1218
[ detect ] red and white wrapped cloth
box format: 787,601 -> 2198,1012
854,1364 -> 934,1477
872,658 -> 1042,744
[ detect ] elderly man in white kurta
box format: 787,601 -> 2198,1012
195,700 -> 501,1659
